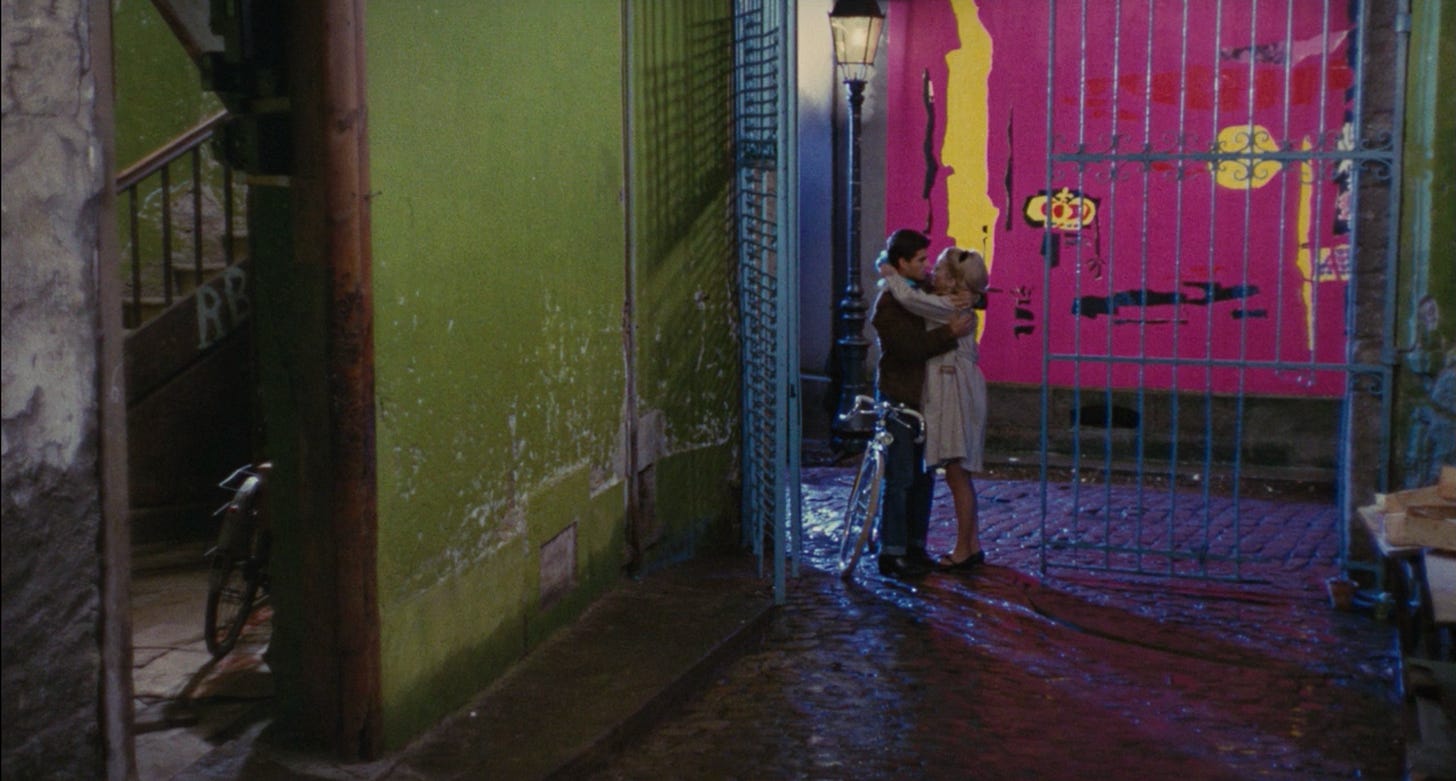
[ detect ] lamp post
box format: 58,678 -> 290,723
828,0 -> 884,453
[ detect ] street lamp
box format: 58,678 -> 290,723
828,0 -> 884,453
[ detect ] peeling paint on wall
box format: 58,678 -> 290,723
365,0 -> 740,746
364,0 -> 639,747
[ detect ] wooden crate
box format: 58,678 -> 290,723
1371,471 -> 1456,551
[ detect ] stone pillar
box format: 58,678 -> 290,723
1343,0 -> 1403,562
2,0 -> 131,778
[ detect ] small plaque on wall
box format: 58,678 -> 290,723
539,523 -> 577,606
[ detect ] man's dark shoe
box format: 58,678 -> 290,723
907,548 -> 937,571
878,554 -> 931,579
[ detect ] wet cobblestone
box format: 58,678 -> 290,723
586,468 -> 1404,780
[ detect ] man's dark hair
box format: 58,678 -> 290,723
880,229 -> 930,267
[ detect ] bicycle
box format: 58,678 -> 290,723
203,462 -> 272,658
836,396 -> 926,578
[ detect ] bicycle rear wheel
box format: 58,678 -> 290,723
204,489 -> 268,658
204,553 -> 260,658
838,450 -> 883,578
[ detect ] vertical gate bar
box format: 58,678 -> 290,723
1134,0 -> 1156,573
1338,0 -> 1370,570
161,165 -> 173,306
129,188 -> 141,329
191,146 -> 203,287
1070,0 -> 1088,556
192,147 -> 204,287
1229,0 -> 1265,579
774,0 -> 797,597
1166,0 -> 1192,577
1198,0 -> 1227,578
778,0 -> 801,583
223,165 -> 235,268
1040,0 -> 1059,577
1308,2 -> 1333,386
1102,0 -> 1125,570
1271,0 -> 1296,371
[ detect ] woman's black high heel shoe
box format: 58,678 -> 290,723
936,550 -> 985,571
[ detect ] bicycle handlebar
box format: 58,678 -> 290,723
844,394 -> 926,429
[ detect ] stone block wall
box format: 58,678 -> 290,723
1,0 -> 115,777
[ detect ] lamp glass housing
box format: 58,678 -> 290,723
829,1 -> 884,83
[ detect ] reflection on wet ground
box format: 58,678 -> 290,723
131,546 -> 272,780
589,467 -> 1404,780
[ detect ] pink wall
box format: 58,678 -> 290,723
885,0 -> 1355,397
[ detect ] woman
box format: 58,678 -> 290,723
881,247 -> 989,569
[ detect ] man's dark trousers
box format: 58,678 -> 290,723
879,413 -> 932,556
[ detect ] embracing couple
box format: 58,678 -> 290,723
870,228 -> 990,580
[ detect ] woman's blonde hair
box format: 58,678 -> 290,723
934,247 -> 988,294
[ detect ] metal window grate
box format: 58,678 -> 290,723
734,0 -> 800,604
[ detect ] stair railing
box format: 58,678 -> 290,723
116,110 -> 242,329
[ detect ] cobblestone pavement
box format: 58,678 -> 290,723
131,548 -> 273,781
586,467 -> 1405,780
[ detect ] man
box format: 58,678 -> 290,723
870,229 -> 974,578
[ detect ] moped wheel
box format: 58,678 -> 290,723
838,451 -> 883,578
204,553 -> 260,658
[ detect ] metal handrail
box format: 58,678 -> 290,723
116,110 -> 230,191
116,110 -> 242,329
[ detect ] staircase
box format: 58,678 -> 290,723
119,112 -> 256,545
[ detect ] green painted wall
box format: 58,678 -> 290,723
1394,0 -> 1456,487
627,0 -> 741,570
366,1 -> 626,745
365,0 -> 740,746
111,0 -> 220,167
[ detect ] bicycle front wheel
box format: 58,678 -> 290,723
837,450 -> 883,578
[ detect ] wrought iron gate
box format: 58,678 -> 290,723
734,0 -> 800,603
1036,0 -> 1403,581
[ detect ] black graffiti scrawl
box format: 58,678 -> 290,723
921,69 -> 937,234
1072,281 -> 1262,322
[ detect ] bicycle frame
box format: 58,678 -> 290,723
210,465 -> 267,560
204,462 -> 272,658
836,396 -> 925,577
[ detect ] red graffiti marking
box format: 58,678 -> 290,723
1073,62 -> 1353,116
1148,63 -> 1353,111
